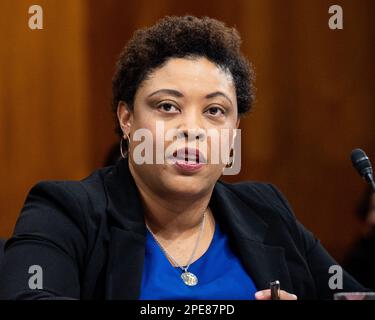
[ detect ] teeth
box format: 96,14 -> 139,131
181,158 -> 197,162
170,150 -> 205,163
173,156 -> 197,162
174,155 -> 197,160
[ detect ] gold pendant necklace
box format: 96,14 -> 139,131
146,208 -> 207,286
181,270 -> 198,286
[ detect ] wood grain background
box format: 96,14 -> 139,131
1,0 -> 374,262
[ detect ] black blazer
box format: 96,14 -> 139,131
0,239 -> 5,265
0,159 -> 365,300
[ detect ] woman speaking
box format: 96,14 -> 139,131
0,15 -> 365,300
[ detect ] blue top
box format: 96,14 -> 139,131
139,222 -> 258,300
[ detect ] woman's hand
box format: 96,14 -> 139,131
255,289 -> 298,300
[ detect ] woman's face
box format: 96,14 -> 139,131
118,57 -> 239,198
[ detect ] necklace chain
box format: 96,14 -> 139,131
146,208 -> 207,273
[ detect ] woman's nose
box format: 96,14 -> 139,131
176,111 -> 206,141
179,128 -> 205,141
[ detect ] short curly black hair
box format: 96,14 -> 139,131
112,15 -> 255,137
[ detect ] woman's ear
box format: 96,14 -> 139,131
236,118 -> 240,129
117,101 -> 133,135
231,118 -> 240,149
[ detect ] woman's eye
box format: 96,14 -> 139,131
206,106 -> 225,117
158,103 -> 179,113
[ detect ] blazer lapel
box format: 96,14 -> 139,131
234,238 -> 293,293
103,159 -> 146,299
105,227 -> 145,299
210,182 -> 294,293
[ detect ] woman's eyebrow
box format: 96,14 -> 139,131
148,89 -> 184,98
205,91 -> 233,106
147,89 -> 233,106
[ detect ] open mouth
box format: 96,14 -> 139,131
171,147 -> 207,164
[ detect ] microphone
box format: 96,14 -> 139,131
351,148 -> 375,193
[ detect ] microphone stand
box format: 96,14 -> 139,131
364,173 -> 375,193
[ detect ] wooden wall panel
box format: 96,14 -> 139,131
0,0 -> 90,237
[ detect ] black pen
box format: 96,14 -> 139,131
270,280 -> 280,300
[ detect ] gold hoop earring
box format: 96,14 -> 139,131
225,148 -> 234,168
120,132 -> 130,159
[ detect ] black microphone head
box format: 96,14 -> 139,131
351,148 -> 373,177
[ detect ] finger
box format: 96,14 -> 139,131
255,289 -> 298,300
255,289 -> 272,300
279,290 -> 298,300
